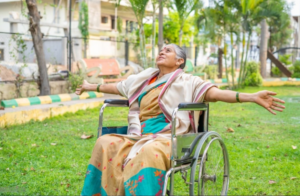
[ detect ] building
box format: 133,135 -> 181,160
0,0 -> 153,65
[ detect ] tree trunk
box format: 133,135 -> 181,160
179,27 -> 183,46
241,32 -> 251,84
230,32 -> 235,88
235,39 -> 240,69
158,0 -> 163,51
152,2 -> 156,67
26,0 -> 51,95
194,45 -> 198,66
238,31 -> 245,88
224,39 -> 230,88
259,19 -> 268,78
218,47 -> 223,79
139,24 -> 147,67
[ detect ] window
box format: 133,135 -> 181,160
101,16 -> 108,24
0,49 -> 4,61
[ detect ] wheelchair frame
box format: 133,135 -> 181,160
98,99 -> 230,196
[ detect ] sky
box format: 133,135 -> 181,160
286,0 -> 300,16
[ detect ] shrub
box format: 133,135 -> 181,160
292,60 -> 300,78
244,61 -> 263,86
203,65 -> 219,79
279,54 -> 292,66
68,71 -> 85,93
271,54 -> 292,77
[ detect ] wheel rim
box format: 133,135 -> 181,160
199,137 -> 229,195
189,131 -> 229,196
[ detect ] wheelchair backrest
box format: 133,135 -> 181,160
196,104 -> 209,133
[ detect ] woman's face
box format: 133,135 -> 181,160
156,45 -> 183,69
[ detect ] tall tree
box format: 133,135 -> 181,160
237,0 -> 264,87
267,0 -> 292,51
206,0 -> 240,88
158,0 -> 164,51
78,1 -> 89,58
151,0 -> 158,67
257,0 -> 290,77
259,19 -> 268,78
129,0 -> 150,67
173,0 -> 199,46
26,0 -> 51,95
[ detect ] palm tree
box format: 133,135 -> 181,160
128,0 -> 150,67
206,0 -> 240,88
78,1 -> 89,58
200,0 -> 290,88
200,5 -> 226,81
173,0 -> 199,46
151,0 -> 158,67
193,1 -> 205,66
158,0 -> 164,51
237,0 -> 264,87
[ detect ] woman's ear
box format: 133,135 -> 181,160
177,58 -> 184,66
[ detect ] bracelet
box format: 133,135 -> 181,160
236,92 -> 241,103
97,84 -> 102,93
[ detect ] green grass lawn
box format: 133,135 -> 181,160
0,86 -> 300,195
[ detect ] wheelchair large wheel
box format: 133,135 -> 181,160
189,131 -> 229,196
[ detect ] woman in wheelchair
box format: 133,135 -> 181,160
76,44 -> 285,196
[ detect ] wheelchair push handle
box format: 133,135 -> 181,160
104,99 -> 129,106
178,102 -> 207,111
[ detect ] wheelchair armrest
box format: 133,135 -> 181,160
178,102 -> 207,111
104,99 -> 129,106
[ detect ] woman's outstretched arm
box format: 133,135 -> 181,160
204,87 -> 285,115
75,80 -> 121,95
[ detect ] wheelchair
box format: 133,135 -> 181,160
97,99 -> 229,196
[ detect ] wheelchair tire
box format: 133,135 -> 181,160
189,131 -> 229,196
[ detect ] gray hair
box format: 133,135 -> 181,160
167,44 -> 186,69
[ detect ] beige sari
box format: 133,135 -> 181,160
81,68 -> 216,195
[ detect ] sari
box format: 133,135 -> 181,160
81,76 -> 172,196
81,68 -> 216,195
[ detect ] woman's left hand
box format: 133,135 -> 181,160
253,91 -> 285,115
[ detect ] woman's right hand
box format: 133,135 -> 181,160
75,80 -> 90,95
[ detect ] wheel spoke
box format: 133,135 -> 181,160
213,149 -> 223,174
190,132 -> 229,196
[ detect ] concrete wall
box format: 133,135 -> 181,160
0,80 -> 69,100
0,0 -> 68,36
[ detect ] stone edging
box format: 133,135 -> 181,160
1,92 -> 103,108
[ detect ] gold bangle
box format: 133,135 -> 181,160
97,84 -> 101,92
236,92 -> 241,103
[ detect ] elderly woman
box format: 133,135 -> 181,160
76,44 -> 285,196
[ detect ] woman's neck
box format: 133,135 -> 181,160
157,67 -> 178,79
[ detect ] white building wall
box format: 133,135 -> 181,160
0,0 -> 81,37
